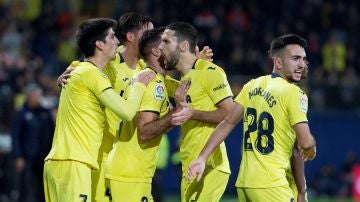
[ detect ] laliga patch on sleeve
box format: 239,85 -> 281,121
155,84 -> 165,100
300,94 -> 308,113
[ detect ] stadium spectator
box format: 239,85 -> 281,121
11,83 -> 54,202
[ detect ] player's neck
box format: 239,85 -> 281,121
85,56 -> 107,70
147,59 -> 165,75
177,53 -> 197,76
121,45 -> 140,70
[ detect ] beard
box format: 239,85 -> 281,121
164,46 -> 180,71
158,55 -> 166,69
285,73 -> 301,83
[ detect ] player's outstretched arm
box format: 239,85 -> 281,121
293,123 -> 316,161
99,71 -> 155,121
188,102 -> 244,182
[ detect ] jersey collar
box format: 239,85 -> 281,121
271,72 -> 280,78
191,59 -> 198,69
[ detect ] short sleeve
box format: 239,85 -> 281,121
287,87 -> 308,125
202,67 -> 233,105
84,68 -> 112,96
139,80 -> 166,113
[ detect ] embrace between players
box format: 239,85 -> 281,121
45,12 -> 316,202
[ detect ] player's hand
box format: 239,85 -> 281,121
57,61 -> 79,87
187,157 -> 206,182
171,102 -> 192,125
133,71 -> 155,86
298,146 -> 316,161
57,67 -> 75,88
196,46 -> 213,62
175,80 -> 191,104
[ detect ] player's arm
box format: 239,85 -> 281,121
293,122 -> 316,161
137,111 -> 174,144
188,102 -> 244,181
291,146 -> 307,202
99,83 -> 145,121
138,80 -> 191,143
189,97 -> 233,124
173,66 -> 233,124
99,72 -> 154,121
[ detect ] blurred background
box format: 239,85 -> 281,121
0,0 -> 359,201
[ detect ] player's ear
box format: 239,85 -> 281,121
152,47 -> 161,57
273,57 -> 282,70
180,41 -> 189,52
95,40 -> 104,50
126,32 -> 135,43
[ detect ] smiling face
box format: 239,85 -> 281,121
158,29 -> 181,70
276,44 -> 307,82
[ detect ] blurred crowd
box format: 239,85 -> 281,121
0,0 -> 359,201
0,0 -> 359,132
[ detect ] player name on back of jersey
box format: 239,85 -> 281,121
248,87 -> 277,108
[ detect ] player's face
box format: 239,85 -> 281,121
279,44 -> 307,82
159,29 -> 180,70
103,28 -> 119,60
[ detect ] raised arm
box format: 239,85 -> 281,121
99,83 -> 145,121
99,71 -> 154,121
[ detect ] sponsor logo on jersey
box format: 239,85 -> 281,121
213,83 -> 227,92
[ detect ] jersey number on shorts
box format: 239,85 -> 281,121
79,194 -> 88,202
244,107 -> 274,154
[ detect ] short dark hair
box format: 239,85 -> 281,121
116,12 -> 152,44
76,18 -> 117,57
139,27 -> 165,61
268,34 -> 307,57
166,22 -> 198,54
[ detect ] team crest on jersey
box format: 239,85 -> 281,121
155,84 -> 165,100
300,94 -> 308,113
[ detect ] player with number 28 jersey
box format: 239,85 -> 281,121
235,73 -> 308,189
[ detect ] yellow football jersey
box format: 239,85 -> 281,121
235,73 -> 308,188
100,53 -> 145,161
180,59 -> 233,174
45,62 -> 112,169
105,68 -> 170,183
